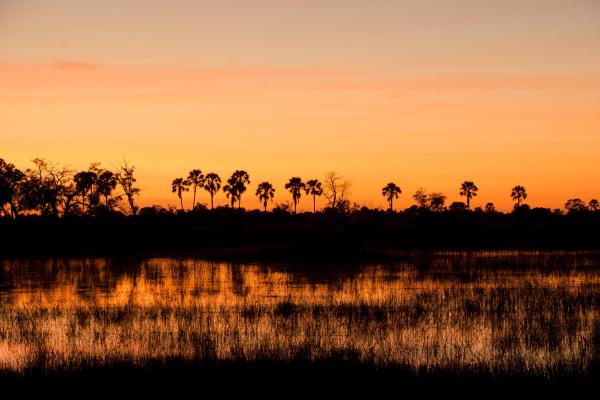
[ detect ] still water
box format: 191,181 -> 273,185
1,252 -> 599,376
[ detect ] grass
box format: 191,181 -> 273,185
1,252 -> 600,386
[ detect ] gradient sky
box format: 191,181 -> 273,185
1,0 -> 599,211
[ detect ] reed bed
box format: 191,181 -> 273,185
1,253 -> 599,380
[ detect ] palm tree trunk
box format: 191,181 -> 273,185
390,198 -> 393,211
180,194 -> 184,211
192,187 -> 197,209
313,196 -> 316,213
210,193 -> 214,209
264,201 -> 267,212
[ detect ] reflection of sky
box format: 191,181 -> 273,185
1,1 -> 599,210
1,255 -> 599,373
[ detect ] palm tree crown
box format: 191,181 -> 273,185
511,185 -> 527,207
305,179 -> 323,213
171,178 -> 189,211
382,182 -> 401,211
285,177 -> 306,213
256,182 -> 275,211
203,173 -> 221,209
187,169 -> 205,210
224,170 -> 250,209
459,181 -> 478,210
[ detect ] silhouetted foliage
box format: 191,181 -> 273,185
116,160 -> 140,215
449,202 -> 468,212
428,192 -> 446,212
187,169 -> 205,210
256,182 -> 275,211
2,156 -> 600,258
511,185 -> 527,207
459,181 -> 478,210
224,170 -> 250,209
565,198 -> 587,213
285,177 -> 305,213
305,179 -> 323,213
382,183 -> 401,211
203,173 -> 221,210
413,188 -> 428,209
323,172 -> 351,211
171,178 -> 189,211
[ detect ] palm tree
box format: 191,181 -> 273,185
285,177 -> 306,213
222,184 -> 237,208
255,182 -> 275,211
203,173 -> 221,209
511,185 -> 527,207
74,170 -> 97,214
226,170 -> 250,209
187,169 -> 205,210
459,181 -> 478,210
171,178 -> 189,211
304,179 -> 323,213
381,182 -> 401,211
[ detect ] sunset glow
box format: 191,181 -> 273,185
2,0 -> 599,211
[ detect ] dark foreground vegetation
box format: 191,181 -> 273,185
1,208 -> 600,258
2,255 -> 600,394
2,157 -> 600,258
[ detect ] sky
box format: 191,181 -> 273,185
1,0 -> 599,211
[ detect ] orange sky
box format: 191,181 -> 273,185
1,0 -> 599,211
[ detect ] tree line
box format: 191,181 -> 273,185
1,157 -> 599,218
0,158 -> 139,218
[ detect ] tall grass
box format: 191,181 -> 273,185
1,253 -> 600,380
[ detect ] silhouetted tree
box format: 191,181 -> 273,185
171,178 -> 189,211
27,158 -> 72,216
187,169 -> 205,210
304,179 -> 323,213
285,177 -> 305,213
203,173 -> 221,209
565,198 -> 587,213
428,192 -> 446,212
96,170 -> 118,208
511,185 -> 527,207
459,181 -> 478,210
449,201 -> 467,212
323,172 -> 351,210
225,170 -> 250,209
116,161 -> 140,215
485,202 -> 496,213
222,184 -> 237,208
62,183 -> 79,216
589,199 -> 600,212
255,181 -> 275,211
413,188 -> 428,209
74,167 -> 99,215
0,158 -> 25,218
382,183 -> 401,211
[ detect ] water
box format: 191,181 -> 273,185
1,252 -> 600,377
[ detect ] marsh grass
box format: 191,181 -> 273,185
1,252 -> 600,382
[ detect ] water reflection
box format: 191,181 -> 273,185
1,252 -> 600,376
